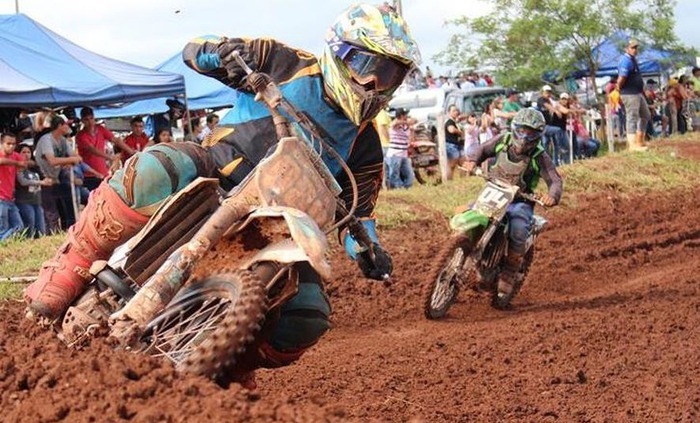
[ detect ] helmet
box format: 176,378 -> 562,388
510,108 -> 545,154
319,3 -> 421,125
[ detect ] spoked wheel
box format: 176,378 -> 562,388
414,166 -> 442,186
491,248 -> 535,310
140,269 -> 267,380
422,235 -> 470,319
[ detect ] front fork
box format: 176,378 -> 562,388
108,201 -> 251,345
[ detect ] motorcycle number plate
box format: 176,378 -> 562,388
476,185 -> 510,210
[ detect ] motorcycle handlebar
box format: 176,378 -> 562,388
461,165 -> 547,207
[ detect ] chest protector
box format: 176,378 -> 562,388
487,134 -> 542,193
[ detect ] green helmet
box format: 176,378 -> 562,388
510,108 -> 545,153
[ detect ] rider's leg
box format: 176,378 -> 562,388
497,202 -> 534,296
229,262 -> 331,387
25,143 -> 214,319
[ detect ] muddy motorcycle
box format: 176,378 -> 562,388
58,53 -> 381,384
410,121 -> 441,185
422,172 -> 547,318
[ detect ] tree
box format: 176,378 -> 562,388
433,0 -> 695,95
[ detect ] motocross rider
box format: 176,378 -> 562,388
462,108 -> 562,300
24,3 -> 419,386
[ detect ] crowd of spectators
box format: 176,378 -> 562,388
0,104 -> 220,242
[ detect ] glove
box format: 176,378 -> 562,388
541,194 -> 557,207
357,243 -> 393,281
343,219 -> 393,281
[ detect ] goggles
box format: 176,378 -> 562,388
334,42 -> 409,92
512,125 -> 541,143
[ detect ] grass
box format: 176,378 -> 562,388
2,136 -> 699,299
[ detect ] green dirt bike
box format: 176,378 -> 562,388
422,171 -> 548,318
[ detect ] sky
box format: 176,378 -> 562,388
1,0 -> 699,76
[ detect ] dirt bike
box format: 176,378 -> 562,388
422,170 -> 547,318
410,121 -> 441,185
58,52 -> 382,385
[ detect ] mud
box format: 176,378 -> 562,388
1,140 -> 699,422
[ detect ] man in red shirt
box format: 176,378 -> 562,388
0,133 -> 27,241
121,116 -> 151,162
76,107 -> 135,191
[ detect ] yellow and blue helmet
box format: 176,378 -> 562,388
319,3 -> 421,125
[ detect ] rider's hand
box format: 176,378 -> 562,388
541,194 -> 557,207
343,219 -> 392,281
357,243 -> 393,281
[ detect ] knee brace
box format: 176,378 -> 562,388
266,263 -> 331,359
108,143 -> 215,214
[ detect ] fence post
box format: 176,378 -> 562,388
605,104 -> 615,153
435,113 -> 448,182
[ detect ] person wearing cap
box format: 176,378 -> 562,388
76,106 -> 135,191
33,115 -> 82,232
614,39 -> 650,151
537,85 -> 567,166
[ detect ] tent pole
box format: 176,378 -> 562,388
181,91 -> 193,139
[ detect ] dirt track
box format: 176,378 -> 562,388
1,141 -> 699,422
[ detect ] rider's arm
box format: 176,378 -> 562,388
183,36 -> 317,90
466,133 -> 501,165
535,153 -> 563,204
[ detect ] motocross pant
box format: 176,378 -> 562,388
506,202 -> 534,255
111,143 -> 331,362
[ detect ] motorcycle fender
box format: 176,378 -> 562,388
449,209 -> 490,233
236,206 -> 332,280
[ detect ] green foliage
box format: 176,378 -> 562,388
433,0 -> 694,91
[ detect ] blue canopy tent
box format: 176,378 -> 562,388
94,50 -> 238,118
570,31 -> 676,79
0,14 -> 185,108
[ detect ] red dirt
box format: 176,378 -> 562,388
1,140 -> 699,422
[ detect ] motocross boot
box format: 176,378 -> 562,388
496,251 -> 524,296
24,183 -> 150,320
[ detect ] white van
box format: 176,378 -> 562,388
388,88 -> 447,122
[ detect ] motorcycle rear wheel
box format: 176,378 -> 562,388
140,269 -> 267,381
423,235 -> 470,319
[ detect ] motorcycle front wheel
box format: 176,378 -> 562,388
422,234 -> 470,319
139,269 -> 267,381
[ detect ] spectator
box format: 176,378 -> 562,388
198,113 -> 220,143
615,39 -> 650,151
462,112 -> 480,153
537,85 -> 567,166
15,143 -> 51,238
0,133 -> 26,241
34,115 -> 82,232
121,116 -> 151,162
183,118 -> 202,142
691,67 -> 700,96
385,108 -> 414,189
76,107 -> 135,190
502,89 -> 523,126
572,116 -> 601,158
445,105 -> 465,180
154,127 -> 174,144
